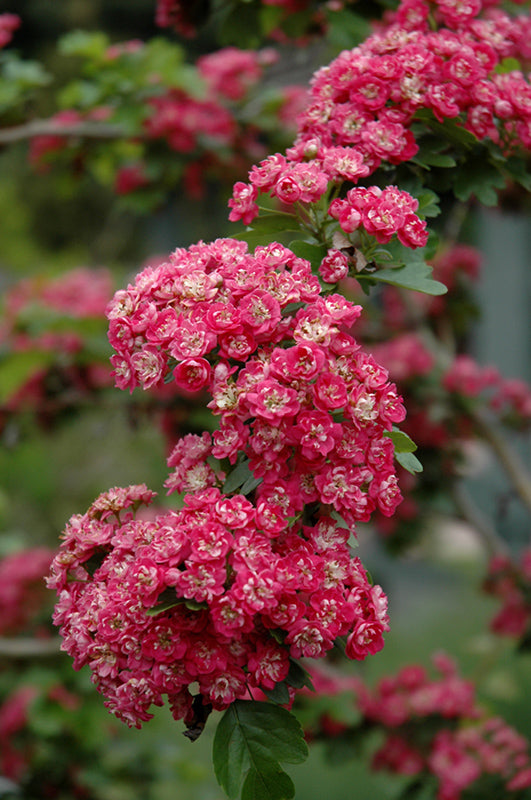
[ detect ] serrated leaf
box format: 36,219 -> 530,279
415,191 -> 441,219
241,765 -> 294,800
285,660 -> 315,692
396,451 -> 423,474
414,110 -> 478,149
385,429 -> 418,453
262,682 -> 291,705
501,156 -> 531,192
453,159 -> 506,206
360,261 -> 447,296
213,701 -> 308,800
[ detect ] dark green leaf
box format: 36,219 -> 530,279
415,191 -> 441,219
218,3 -> 265,48
240,475 -> 263,496
241,765 -> 294,800
213,701 -> 308,800
285,660 -> 315,692
234,214 -> 300,247
414,110 -> 478,149
262,682 -> 291,705
223,460 -> 255,494
413,151 -> 456,169
453,159 -> 506,206
501,156 -> 531,192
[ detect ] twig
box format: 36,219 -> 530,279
450,480 -> 510,558
471,406 -> 531,517
0,637 -> 62,658
0,119 -> 126,145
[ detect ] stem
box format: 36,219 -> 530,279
450,480 -> 510,558
471,406 -> 531,517
0,637 -> 62,658
0,118 -> 126,145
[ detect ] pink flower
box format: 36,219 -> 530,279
173,357 -> 212,392
345,620 -> 386,659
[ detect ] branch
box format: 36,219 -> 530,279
450,480 -> 510,558
471,406 -> 531,517
0,118 -> 127,145
0,637 -> 62,658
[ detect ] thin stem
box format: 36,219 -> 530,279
450,480 -> 510,558
0,637 -> 62,658
0,118 -> 126,145
471,406 -> 531,517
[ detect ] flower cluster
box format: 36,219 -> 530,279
483,550 -> 531,642
48,482 -> 389,729
107,237 -> 406,525
0,548 -> 55,635
444,355 -> 531,427
228,0 -> 531,227
48,235 -> 411,729
304,655 -> 531,798
328,185 -> 428,248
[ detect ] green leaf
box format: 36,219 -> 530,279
218,3 -> 264,48
385,429 -> 418,453
287,240 -> 328,271
453,158 -> 507,206
285,660 -> 315,692
330,509 -> 352,531
3,56 -> 51,91
59,30 -> 109,60
223,459 -> 255,494
262,682 -> 291,705
251,214 -> 299,233
325,8 -> 372,50
213,701 -> 308,800
360,260 -> 447,296
501,155 -> 531,192
396,452 -> 423,474
415,191 -> 441,219
413,150 -> 456,169
496,57 -> 521,74
414,110 -> 478,149
241,475 -> 263,496
241,765 -> 294,800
